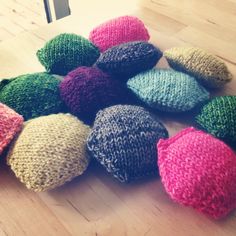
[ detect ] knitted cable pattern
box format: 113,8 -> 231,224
95,41 -> 162,81
196,96 -> 236,147
87,105 -> 168,182
89,15 -> 150,52
164,47 -> 233,89
127,68 -> 209,112
0,73 -> 64,121
60,66 -> 132,123
7,113 -> 90,192
0,103 -> 23,155
37,33 -> 100,75
157,127 -> 236,219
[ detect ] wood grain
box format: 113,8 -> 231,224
0,0 -> 236,235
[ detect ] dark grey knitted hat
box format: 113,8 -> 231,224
95,41 -> 162,81
87,105 -> 168,182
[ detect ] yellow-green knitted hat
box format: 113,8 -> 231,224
7,113 -> 90,192
164,47 -> 232,88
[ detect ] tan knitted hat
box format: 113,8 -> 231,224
164,47 -> 233,88
7,113 -> 90,192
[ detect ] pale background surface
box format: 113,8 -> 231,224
0,0 -> 236,235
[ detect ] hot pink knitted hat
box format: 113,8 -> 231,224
89,15 -> 150,52
157,127 -> 236,219
0,103 -> 23,155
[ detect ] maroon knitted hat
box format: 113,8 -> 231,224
59,66 -> 132,123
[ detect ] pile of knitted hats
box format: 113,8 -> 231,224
0,15 -> 235,219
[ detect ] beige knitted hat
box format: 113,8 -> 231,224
7,113 -> 90,192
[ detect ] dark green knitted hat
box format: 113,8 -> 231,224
196,96 -> 236,146
0,73 -> 64,120
36,33 -> 100,75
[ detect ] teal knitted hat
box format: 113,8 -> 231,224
127,68 -> 210,112
0,73 -> 64,120
196,96 -> 236,146
37,33 -> 100,75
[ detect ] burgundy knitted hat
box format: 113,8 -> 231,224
59,66 -> 132,123
0,103 -> 24,155
157,127 -> 236,219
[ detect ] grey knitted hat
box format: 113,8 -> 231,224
87,105 -> 168,182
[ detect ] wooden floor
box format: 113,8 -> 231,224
0,0 -> 236,235
0,0 -> 46,42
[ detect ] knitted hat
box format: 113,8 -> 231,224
164,47 -> 233,89
157,127 -> 236,219
7,113 -> 90,192
37,33 -> 100,75
89,15 -> 150,52
0,73 -> 64,121
95,41 -> 162,81
0,103 -> 23,155
87,105 -> 168,182
127,69 -> 209,112
196,96 -> 236,146
60,66 -> 132,123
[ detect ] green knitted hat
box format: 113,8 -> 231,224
36,33 -> 100,75
0,73 -> 64,120
127,68 -> 209,112
196,96 -> 236,146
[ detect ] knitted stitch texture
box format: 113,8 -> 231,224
127,69 -> 209,112
37,33 -> 100,75
0,73 -> 64,121
0,103 -> 23,155
196,96 -> 236,147
157,127 -> 236,219
60,67 -> 132,123
7,113 -> 90,192
87,105 -> 168,182
96,41 -> 162,81
164,47 -> 233,88
89,15 -> 150,52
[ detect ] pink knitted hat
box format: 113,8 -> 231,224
89,15 -> 150,52
0,103 -> 24,155
157,127 -> 236,219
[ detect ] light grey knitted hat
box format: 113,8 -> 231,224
87,105 -> 168,182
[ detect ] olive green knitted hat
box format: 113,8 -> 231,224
37,33 -> 100,75
164,47 -> 233,89
0,72 -> 64,120
196,96 -> 236,146
7,113 -> 91,192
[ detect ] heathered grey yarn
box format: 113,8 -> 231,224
87,105 -> 168,182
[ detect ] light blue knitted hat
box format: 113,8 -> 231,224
127,68 -> 210,112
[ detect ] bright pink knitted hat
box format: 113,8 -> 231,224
0,103 -> 23,155
89,15 -> 150,52
157,127 -> 236,219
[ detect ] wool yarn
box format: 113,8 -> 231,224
7,113 -> 90,192
89,15 -> 150,52
0,73 -> 64,121
0,103 -> 23,155
37,33 -> 100,75
127,68 -> 209,112
87,105 -> 168,182
196,96 -> 236,146
157,127 -> 236,219
96,41 -> 162,81
164,47 -> 233,88
60,66 -> 132,123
